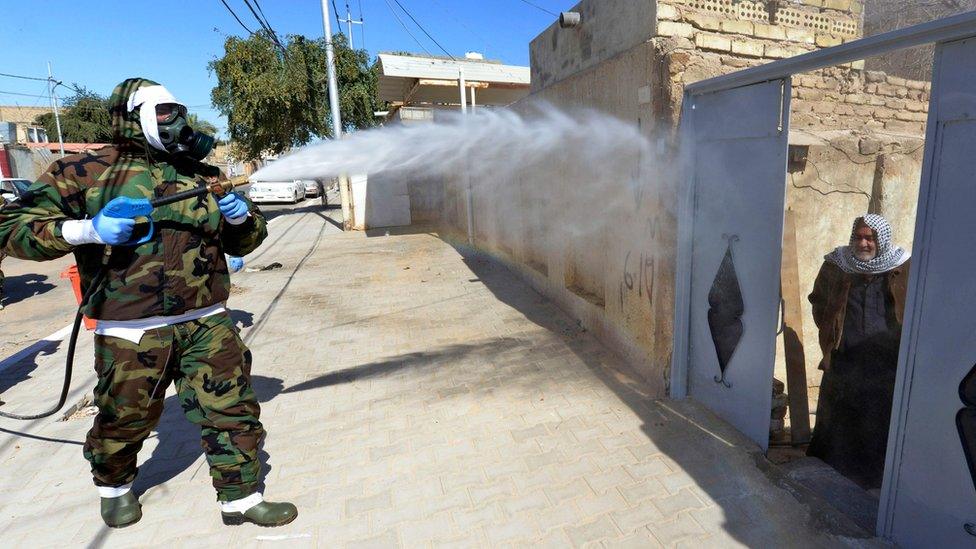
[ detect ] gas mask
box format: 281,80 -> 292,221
155,104 -> 215,160
127,85 -> 215,160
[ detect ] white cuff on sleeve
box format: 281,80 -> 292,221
224,212 -> 252,226
61,219 -> 105,245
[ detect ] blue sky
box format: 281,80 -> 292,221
0,0 -> 573,137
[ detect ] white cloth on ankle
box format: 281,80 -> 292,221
98,482 -> 133,498
219,492 -> 263,513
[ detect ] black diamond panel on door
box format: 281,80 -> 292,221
707,236 -> 744,388
958,364 -> 976,537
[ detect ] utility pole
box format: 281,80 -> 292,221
458,66 -> 468,114
47,62 -> 65,158
321,0 -> 354,229
340,1 -> 364,49
459,64 -> 474,245
320,0 -> 343,139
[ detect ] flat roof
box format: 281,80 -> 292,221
377,53 -> 530,106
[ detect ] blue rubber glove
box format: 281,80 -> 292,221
218,192 -> 249,223
227,255 -> 245,273
92,206 -> 136,245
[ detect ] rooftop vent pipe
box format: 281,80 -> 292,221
559,11 -> 581,28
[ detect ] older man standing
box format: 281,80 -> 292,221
807,214 -> 911,489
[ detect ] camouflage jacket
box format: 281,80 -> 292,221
0,78 -> 267,320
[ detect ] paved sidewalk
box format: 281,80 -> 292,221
0,208 -> 882,548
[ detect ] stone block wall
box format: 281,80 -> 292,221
791,69 -> 930,134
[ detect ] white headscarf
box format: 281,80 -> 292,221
825,214 -> 909,274
126,85 -> 184,153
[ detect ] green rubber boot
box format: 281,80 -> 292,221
100,492 -> 142,528
221,501 -> 298,527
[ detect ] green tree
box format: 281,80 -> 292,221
34,87 -> 112,143
209,31 -> 381,161
187,113 -> 219,137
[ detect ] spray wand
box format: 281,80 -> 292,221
0,175 -> 250,421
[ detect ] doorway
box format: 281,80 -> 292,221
671,16 -> 976,545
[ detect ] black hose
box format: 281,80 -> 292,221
150,185 -> 209,208
0,265 -> 109,420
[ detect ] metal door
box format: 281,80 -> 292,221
880,36 -> 976,545
677,79 -> 791,450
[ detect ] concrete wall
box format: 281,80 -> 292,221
451,40 -> 676,396
4,145 -> 54,181
529,0 -> 658,92
350,173 -> 412,231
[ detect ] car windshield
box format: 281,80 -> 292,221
11,180 -> 31,193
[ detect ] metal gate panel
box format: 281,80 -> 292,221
681,79 -> 791,450
880,37 -> 976,545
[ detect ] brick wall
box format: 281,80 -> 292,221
791,69 -> 930,134
652,0 -> 929,139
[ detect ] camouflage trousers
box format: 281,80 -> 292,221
83,312 -> 264,502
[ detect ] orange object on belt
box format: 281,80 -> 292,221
60,264 -> 96,331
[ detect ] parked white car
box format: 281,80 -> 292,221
301,179 -> 323,198
247,181 -> 304,204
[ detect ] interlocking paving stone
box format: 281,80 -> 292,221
565,515 -> 623,547
647,513 -> 707,547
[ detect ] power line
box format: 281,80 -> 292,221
52,81 -> 85,96
242,0 -> 287,53
382,0 -> 433,56
0,71 -> 48,83
331,0 -> 345,34
0,71 -> 85,99
390,0 -> 455,60
252,0 -> 272,29
218,0 -> 255,34
517,0 -> 557,17
0,90 -> 50,99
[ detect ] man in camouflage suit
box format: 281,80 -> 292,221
0,78 -> 296,528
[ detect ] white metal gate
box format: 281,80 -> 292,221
879,36 -> 976,546
677,79 -> 791,450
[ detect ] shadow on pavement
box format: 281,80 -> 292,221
0,340 -> 61,399
282,338 -> 527,394
261,201 -> 339,223
443,246 -> 873,543
228,309 -> 254,329
2,273 -> 58,306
